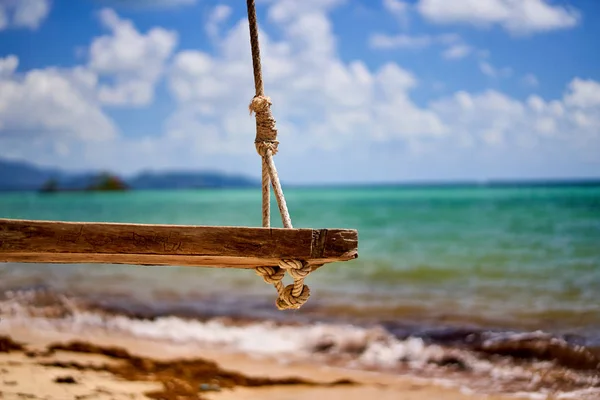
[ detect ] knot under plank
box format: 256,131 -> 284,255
277,284 -> 310,310
255,259 -> 314,310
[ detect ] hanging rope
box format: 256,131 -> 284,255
246,0 -> 311,310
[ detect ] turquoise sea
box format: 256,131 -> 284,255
1,184 -> 599,396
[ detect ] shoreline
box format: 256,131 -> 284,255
0,325 -> 518,400
0,298 -> 599,399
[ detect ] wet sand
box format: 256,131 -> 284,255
0,326 -> 518,400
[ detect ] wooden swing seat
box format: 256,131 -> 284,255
0,218 -> 358,269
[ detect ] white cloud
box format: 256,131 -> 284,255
0,0 -> 50,30
2,0 -> 599,180
382,0 -> 410,27
383,0 -> 409,15
206,5 -> 232,38
479,61 -> 495,77
369,34 -> 432,49
1,7 -> 178,164
431,80 -> 600,150
416,0 -> 580,35
0,55 -> 116,149
166,4 -> 446,159
266,0 -> 345,22
370,32 -> 469,53
431,90 -> 525,147
564,78 -> 600,109
479,61 -> 512,78
88,8 -> 178,107
442,44 -> 472,60
0,55 -> 19,77
370,28 -> 475,63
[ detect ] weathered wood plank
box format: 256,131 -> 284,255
0,219 -> 358,268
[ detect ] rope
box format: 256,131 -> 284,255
246,0 -> 311,310
256,261 -> 311,310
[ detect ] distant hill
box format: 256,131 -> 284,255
0,159 -> 259,192
0,159 -> 64,191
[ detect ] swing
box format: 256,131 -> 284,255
0,0 -> 358,311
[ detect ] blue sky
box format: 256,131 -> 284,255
0,0 -> 599,184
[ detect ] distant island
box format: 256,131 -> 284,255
3,157 -> 598,192
0,159 -> 259,192
39,173 -> 129,193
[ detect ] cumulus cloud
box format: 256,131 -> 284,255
0,7 -> 180,168
479,61 -> 512,79
369,34 -> 432,50
416,0 -> 580,35
369,6 -> 472,57
206,4 -> 232,38
88,8 -> 178,107
442,44 -> 472,60
0,55 -> 19,77
0,0 -> 51,30
167,4 -> 446,158
382,0 -> 410,27
369,32 -> 465,52
266,0 -> 345,22
564,78 -> 600,109
2,1 -> 599,179
0,55 -> 116,157
431,90 -> 526,147
431,80 -> 600,151
383,0 -> 409,15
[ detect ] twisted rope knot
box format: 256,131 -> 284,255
255,266 -> 284,284
255,140 -> 279,157
276,284 -> 310,310
249,95 -> 278,145
280,259 -> 311,280
278,259 -> 304,270
248,95 -> 272,114
255,260 -> 313,310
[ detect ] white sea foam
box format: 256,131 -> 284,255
1,291 -> 599,399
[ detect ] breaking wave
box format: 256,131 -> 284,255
0,287 -> 598,399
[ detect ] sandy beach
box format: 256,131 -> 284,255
0,325 -> 518,400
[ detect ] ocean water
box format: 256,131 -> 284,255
1,185 -> 599,397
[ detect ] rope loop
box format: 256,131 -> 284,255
276,284 -> 311,310
278,259 -> 303,270
255,266 -> 284,284
280,260 -> 311,280
289,267 -> 310,280
255,260 -> 313,310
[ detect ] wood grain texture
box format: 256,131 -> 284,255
0,219 -> 358,268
